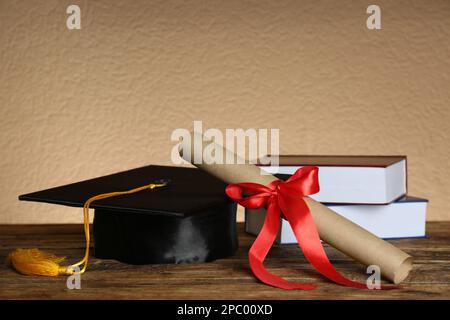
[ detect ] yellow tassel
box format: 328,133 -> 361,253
9,181 -> 168,277
9,248 -> 69,276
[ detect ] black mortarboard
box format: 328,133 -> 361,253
18,165 -> 238,265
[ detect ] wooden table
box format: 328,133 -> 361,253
0,222 -> 449,299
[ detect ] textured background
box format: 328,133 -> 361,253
0,0 -> 449,223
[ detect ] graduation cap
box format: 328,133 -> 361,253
9,165 -> 238,277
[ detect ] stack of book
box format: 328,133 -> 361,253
246,155 -> 427,243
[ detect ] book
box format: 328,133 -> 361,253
259,155 -> 407,204
245,196 -> 428,242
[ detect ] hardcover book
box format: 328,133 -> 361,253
259,155 -> 407,204
246,196 -> 427,242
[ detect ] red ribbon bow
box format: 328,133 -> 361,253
226,166 -> 395,290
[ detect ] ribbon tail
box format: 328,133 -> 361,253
280,195 -> 398,290
248,198 -> 316,290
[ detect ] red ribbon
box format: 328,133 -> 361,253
226,166 -> 397,290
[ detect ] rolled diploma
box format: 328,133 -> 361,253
179,132 -> 412,284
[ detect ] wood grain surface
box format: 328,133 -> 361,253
0,222 -> 449,299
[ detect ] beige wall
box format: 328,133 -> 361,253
0,0 -> 449,223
